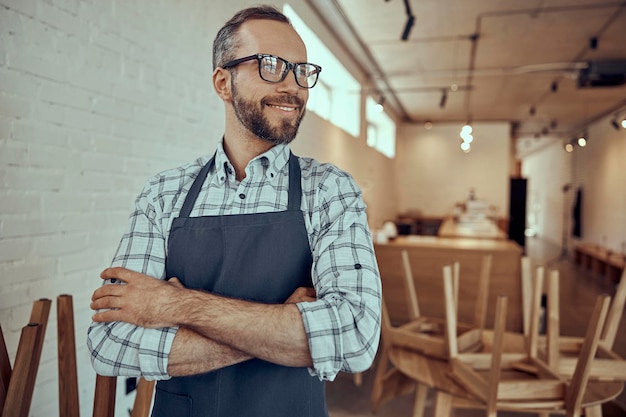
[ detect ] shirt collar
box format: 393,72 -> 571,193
214,141 -> 290,183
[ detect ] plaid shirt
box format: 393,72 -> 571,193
87,142 -> 381,381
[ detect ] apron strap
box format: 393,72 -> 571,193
179,156 -> 215,218
288,152 -> 302,211
180,151 -> 302,218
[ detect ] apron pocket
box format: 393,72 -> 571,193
152,387 -> 193,417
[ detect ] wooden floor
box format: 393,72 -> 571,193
326,236 -> 626,417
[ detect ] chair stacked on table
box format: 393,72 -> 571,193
372,252 -> 626,417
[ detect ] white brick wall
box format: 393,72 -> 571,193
0,0 -> 231,415
0,0 -> 401,415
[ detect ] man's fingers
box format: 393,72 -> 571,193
90,295 -> 122,311
91,283 -> 123,301
168,277 -> 185,289
100,267 -> 136,282
92,309 -> 121,323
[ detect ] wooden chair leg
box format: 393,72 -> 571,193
58,294 -> 80,417
412,383 -> 428,417
93,374 -> 117,417
433,390 -> 452,417
0,325 -> 12,411
583,404 -> 603,417
2,298 -> 51,417
2,323 -> 44,417
131,377 -> 155,417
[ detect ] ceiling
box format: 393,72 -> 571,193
306,0 -> 626,142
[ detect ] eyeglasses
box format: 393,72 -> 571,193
222,53 -> 322,89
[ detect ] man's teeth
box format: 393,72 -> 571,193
269,104 -> 296,111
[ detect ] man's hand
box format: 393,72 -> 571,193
285,287 -> 316,304
90,267 -> 184,328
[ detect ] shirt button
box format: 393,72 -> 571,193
239,193 -> 246,199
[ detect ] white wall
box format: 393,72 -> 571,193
0,0 -> 397,415
520,114 -> 626,254
571,114 -> 626,253
395,122 -> 511,219
521,138 -> 573,248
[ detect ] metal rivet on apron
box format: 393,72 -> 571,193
239,193 -> 246,199
355,263 -> 362,269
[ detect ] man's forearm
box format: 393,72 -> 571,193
167,327 -> 251,376
175,290 -> 313,368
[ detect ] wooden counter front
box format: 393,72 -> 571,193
375,235 -> 523,331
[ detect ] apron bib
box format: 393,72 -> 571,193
152,153 -> 327,417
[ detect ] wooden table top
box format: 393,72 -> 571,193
438,217 -> 507,240
376,235 -> 522,253
389,345 -> 624,410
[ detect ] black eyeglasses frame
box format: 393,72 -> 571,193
221,53 -> 322,89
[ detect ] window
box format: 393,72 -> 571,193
284,5 -> 360,137
365,96 -> 396,158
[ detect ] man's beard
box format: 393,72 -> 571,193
231,81 -> 306,146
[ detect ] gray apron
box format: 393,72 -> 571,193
152,153 -> 327,417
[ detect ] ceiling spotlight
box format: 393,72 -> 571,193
621,118 -> 626,129
577,136 -> 587,147
460,141 -> 471,153
461,124 -> 472,135
564,142 -> 574,153
450,84 -> 459,92
439,90 -> 448,108
611,119 -> 620,130
551,81 -> 558,92
424,120 -> 433,130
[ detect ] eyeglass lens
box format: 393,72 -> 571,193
259,55 -> 319,88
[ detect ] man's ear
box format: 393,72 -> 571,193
213,67 -> 232,100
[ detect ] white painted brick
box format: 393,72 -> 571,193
0,189 -> 40,214
0,93 -> 31,118
41,191 -> 92,213
0,282 -> 29,310
0,140 -> 27,165
0,257 -> 58,288
0,213 -> 65,238
58,249 -> 103,274
0,0 -> 36,17
91,133 -> 130,154
92,96 -> 133,120
30,99 -> 68,126
39,79 -> 94,109
62,106 -> 114,133
0,237 -> 33,262
33,233 -> 88,258
0,116 -> 11,140
8,50 -> 68,83
27,142 -> 78,169
67,67 -> 116,96
3,166 -> 65,192
36,0 -> 88,38
12,119 -> 68,147
0,68 -> 42,98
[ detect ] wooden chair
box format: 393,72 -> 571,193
531,268 -> 626,382
1,298 -> 52,417
445,265 -> 620,417
383,250 -> 492,358
93,375 -> 155,417
53,294 -> 154,417
371,252 -> 493,414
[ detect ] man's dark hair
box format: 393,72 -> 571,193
212,5 -> 292,71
